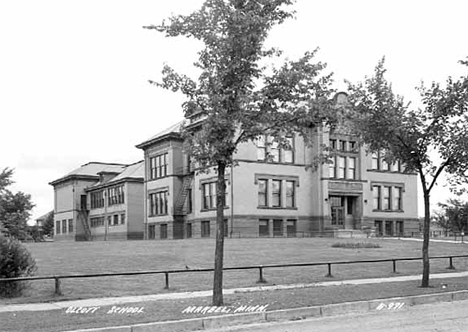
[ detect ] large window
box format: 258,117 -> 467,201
372,186 -> 381,210
90,191 -> 105,209
202,181 -> 227,210
56,220 -> 61,234
271,180 -> 281,207
257,135 -> 294,163
393,187 -> 402,210
337,156 -> 346,179
382,186 -> 391,210
285,180 -> 295,208
108,185 -> 124,206
62,220 -> 67,234
348,157 -> 356,180
150,153 -> 168,180
258,179 -> 268,207
329,157 -> 336,178
149,191 -> 168,216
90,216 -> 105,228
68,219 -> 73,233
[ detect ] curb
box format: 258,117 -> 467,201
66,289 -> 468,332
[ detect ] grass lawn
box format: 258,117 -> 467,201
2,276 -> 468,332
2,238 -> 467,305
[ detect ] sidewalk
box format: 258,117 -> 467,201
2,270 -> 468,313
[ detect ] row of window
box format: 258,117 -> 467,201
149,153 -> 168,180
149,191 -> 168,216
90,213 -> 126,228
56,219 -> 73,235
259,219 -> 296,237
375,220 -> 404,236
329,156 -> 356,179
202,181 -> 228,210
258,179 -> 295,208
90,186 -> 125,209
257,136 -> 294,163
372,152 -> 403,172
330,139 -> 357,152
372,185 -> 402,211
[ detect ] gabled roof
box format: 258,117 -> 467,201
36,210 -> 53,222
136,121 -> 184,149
49,162 -> 128,186
87,160 -> 144,191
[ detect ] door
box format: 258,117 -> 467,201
330,196 -> 345,228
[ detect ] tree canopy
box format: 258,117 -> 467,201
146,0 -> 336,305
0,168 -> 35,240
347,57 -> 468,287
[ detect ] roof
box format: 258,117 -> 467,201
136,121 -> 184,149
36,210 -> 53,222
49,162 -> 128,186
87,160 -> 144,190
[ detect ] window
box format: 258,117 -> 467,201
269,137 -> 280,162
330,139 -> 337,149
348,157 -> 356,179
202,181 -> 227,210
349,141 -> 356,151
258,179 -> 268,207
347,197 -> 354,215
62,220 -> 67,234
259,219 -> 269,237
339,140 -> 346,151
283,136 -> 294,163
272,180 -> 281,207
149,191 -> 168,216
108,185 -> 124,206
113,214 -> 119,226
186,223 -> 192,238
286,181 -> 295,208
394,187 -> 402,210
201,221 -> 210,237
56,220 -> 61,234
90,216 -> 105,228
90,191 -> 104,209
273,219 -> 283,236
150,153 -> 168,180
257,135 -> 266,161
120,213 -> 125,225
373,186 -> 381,210
187,188 -> 192,213
68,219 -> 73,233
382,186 -> 391,210
337,156 -> 346,179
329,156 -> 336,178
381,159 -> 390,171
160,224 -> 168,239
287,219 -> 296,237
392,160 -> 401,172
396,221 -> 404,236
371,153 -> 379,170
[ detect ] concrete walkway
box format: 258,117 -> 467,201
1,271 -> 468,313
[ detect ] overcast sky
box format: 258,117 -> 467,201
1,0 -> 467,222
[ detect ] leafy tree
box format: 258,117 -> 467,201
42,211 -> 55,237
145,0 -> 336,305
0,168 -> 35,240
438,199 -> 468,233
347,58 -> 468,287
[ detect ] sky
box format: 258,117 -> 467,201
1,0 -> 467,222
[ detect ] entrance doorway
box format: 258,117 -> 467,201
330,196 -> 345,228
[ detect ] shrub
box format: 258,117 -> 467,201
331,242 -> 381,249
0,235 -> 37,297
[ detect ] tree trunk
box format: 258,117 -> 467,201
213,161 -> 226,306
421,192 -> 431,287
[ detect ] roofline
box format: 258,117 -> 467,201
135,132 -> 183,150
49,174 -> 99,186
85,177 -> 144,192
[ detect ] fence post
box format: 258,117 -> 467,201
447,257 -> 455,270
392,260 -> 397,273
54,277 -> 62,295
326,263 -> 333,278
164,272 -> 170,289
257,267 -> 267,283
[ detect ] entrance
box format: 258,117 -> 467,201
330,196 -> 345,228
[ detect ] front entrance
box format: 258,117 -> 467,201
330,196 -> 345,228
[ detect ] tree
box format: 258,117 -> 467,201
347,58 -> 468,287
438,199 -> 468,233
42,211 -> 55,237
145,0 -> 336,305
0,168 -> 35,240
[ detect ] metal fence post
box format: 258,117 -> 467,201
164,272 -> 170,289
447,257 -> 455,270
392,260 -> 397,273
257,267 -> 267,283
326,263 -> 333,278
54,277 -> 62,295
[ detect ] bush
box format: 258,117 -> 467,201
331,242 -> 381,249
0,235 -> 37,297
